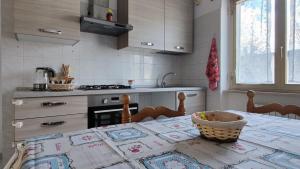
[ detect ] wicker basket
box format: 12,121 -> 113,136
191,111 -> 247,142
48,84 -> 75,91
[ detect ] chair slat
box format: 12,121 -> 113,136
122,92 -> 186,123
247,90 -> 300,117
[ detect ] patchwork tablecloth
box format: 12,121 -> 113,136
16,110 -> 300,169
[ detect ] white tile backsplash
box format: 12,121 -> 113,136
2,32 -> 182,88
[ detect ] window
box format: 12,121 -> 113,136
236,0 -> 275,84
233,0 -> 300,90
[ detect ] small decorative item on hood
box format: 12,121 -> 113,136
106,8 -> 113,21
128,80 -> 134,87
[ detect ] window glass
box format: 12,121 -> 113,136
287,0 -> 300,84
236,0 -> 275,84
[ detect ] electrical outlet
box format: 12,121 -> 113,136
12,142 -> 15,148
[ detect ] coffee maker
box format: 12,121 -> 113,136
33,67 -> 56,91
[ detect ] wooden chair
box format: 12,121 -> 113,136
247,90 -> 300,117
122,92 -> 186,123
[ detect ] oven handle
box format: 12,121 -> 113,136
93,107 -> 138,114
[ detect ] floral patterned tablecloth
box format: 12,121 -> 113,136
17,110 -> 300,169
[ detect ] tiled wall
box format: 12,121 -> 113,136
2,33 -> 182,88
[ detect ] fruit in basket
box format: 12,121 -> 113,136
199,112 -> 207,120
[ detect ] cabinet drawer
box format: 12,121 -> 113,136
15,96 -> 87,119
15,113 -> 87,141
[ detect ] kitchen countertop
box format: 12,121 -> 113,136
13,87 -> 206,98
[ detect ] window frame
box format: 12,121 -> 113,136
231,0 -> 300,92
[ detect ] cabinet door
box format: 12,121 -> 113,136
14,0 -> 80,44
176,91 -> 205,115
165,0 -> 194,53
128,0 -> 164,50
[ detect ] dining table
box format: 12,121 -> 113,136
8,110 -> 300,169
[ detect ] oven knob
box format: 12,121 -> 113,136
102,98 -> 109,104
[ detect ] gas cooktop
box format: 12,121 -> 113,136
78,85 -> 131,90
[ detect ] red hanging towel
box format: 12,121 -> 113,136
206,37 -> 220,91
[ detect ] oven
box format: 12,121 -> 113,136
88,94 -> 139,128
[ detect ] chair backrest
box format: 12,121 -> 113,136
122,92 -> 186,123
247,90 -> 300,116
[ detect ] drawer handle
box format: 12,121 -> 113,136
175,46 -> 184,50
12,121 -> 23,128
39,28 -> 62,35
41,102 -> 67,107
141,42 -> 154,46
41,121 -> 65,127
186,94 -> 198,97
12,99 -> 24,106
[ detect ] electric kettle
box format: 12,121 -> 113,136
33,67 -> 56,91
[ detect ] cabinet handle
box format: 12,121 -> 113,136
39,28 -> 62,35
41,102 -> 67,107
41,121 -> 65,127
12,100 -> 24,106
175,46 -> 184,50
141,42 -> 154,46
12,121 -> 23,128
186,93 -> 198,97
280,46 -> 284,59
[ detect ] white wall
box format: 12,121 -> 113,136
182,0 -> 222,110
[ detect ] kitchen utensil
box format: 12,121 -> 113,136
33,67 -> 56,91
62,64 -> 70,77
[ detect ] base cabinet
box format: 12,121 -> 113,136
13,96 -> 87,141
176,91 -> 206,115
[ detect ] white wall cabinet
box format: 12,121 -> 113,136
118,0 -> 165,50
118,0 -> 194,53
14,0 -> 80,45
165,0 -> 194,53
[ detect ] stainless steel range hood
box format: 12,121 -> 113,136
80,16 -> 133,36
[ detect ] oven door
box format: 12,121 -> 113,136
88,103 -> 138,128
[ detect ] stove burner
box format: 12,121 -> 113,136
79,85 -> 131,90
